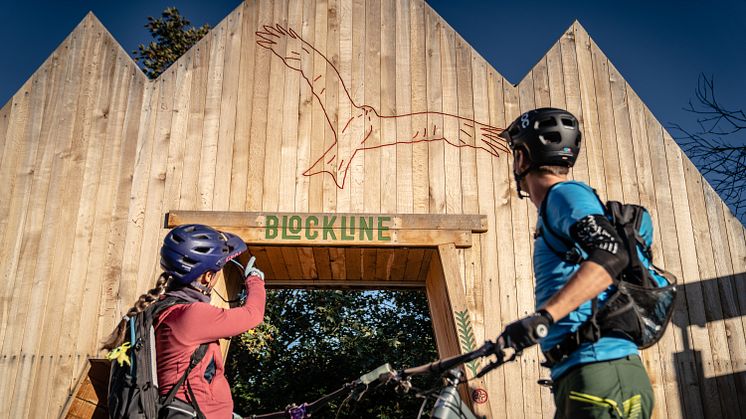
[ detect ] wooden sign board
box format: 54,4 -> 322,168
166,211 -> 487,248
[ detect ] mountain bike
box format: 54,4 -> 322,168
245,337 -> 519,419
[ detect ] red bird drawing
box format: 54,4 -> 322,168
256,23 -> 510,189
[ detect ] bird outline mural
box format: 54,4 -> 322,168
256,23 -> 510,189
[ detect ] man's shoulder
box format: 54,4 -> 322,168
546,181 -> 600,209
550,180 -> 595,198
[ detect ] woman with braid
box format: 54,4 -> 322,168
102,224 -> 266,418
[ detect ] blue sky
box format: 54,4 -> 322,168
1,0 -> 744,140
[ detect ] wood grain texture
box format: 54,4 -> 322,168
2,4 -> 745,418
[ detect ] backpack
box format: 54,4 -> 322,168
537,188 -> 678,368
107,297 -> 208,418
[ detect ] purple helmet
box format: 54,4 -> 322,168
160,224 -> 247,285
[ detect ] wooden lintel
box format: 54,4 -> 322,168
165,211 -> 486,248
266,280 -> 426,289
166,211 -> 487,233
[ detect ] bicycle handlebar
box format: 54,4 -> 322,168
247,337 -> 510,418
400,339 -> 499,379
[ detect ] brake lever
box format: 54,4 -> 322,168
475,337 -> 519,379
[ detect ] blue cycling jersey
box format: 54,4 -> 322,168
534,181 -> 638,380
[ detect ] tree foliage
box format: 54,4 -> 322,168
133,7 -> 210,79
227,289 -> 439,418
671,74 -> 746,222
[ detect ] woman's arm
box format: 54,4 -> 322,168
178,276 -> 267,343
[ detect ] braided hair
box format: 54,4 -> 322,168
101,273 -> 171,351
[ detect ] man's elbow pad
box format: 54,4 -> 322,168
569,214 -> 629,278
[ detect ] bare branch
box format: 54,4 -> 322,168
670,73 -> 746,223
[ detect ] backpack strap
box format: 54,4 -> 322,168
153,297 -> 209,419
160,343 -> 208,417
538,184 -> 585,264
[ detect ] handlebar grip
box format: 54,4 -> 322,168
358,363 -> 395,385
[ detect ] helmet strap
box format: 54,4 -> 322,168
514,166 -> 533,200
190,282 -> 212,296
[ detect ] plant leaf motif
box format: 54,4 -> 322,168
455,309 -> 480,377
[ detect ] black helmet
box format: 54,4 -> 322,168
160,224 -> 247,285
500,108 -> 581,167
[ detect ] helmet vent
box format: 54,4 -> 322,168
195,234 -> 210,240
193,246 -> 211,254
561,118 -> 575,127
540,132 -> 562,144
182,255 -> 198,266
537,118 -> 557,129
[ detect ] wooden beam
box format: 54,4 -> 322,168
165,211 -> 486,248
167,211 -> 487,232
265,279 -> 425,289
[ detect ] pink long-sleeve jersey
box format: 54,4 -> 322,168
155,276 -> 266,418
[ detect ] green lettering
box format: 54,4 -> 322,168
265,215 -> 279,239
288,216 -> 302,239
323,216 -> 337,240
281,215 -> 301,240
359,217 -> 373,241
378,216 -> 391,241
341,216 -> 355,240
306,216 -> 319,240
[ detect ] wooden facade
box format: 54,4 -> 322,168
1,1 -> 745,417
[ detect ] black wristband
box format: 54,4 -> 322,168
537,309 -> 555,325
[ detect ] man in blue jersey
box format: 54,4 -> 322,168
497,108 -> 653,419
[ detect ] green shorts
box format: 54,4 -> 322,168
552,355 -> 654,419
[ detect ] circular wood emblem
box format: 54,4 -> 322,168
471,388 -> 488,404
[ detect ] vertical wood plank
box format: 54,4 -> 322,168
559,25 -> 588,184
590,41 -> 623,202
322,0 -> 339,212
307,0 -> 328,212
0,59 -> 55,418
380,0 -> 397,213
680,145 -> 740,419
49,48 -> 130,417
261,0 -> 288,213
0,75 -> 48,356
278,1 -> 302,212
530,52 -> 559,418
293,0 -> 317,213
409,0 -> 428,213
425,8 -> 444,215
723,204 -> 746,344
198,23 -> 227,210
485,68 -> 511,415
651,115 -> 715,417
362,0 -> 382,213
97,72 -> 146,349
468,55 -> 495,418
230,1 -> 257,211
135,68 -> 177,295
702,180 -> 746,415
573,24 -> 605,197
13,21 -> 101,415
608,64 -> 674,419
335,0 -> 352,211
440,25 -> 460,215
178,27 -> 212,211
214,7 -> 244,211
246,1 -> 273,211
516,68 -> 543,419
501,80 -> 526,419
395,0 -> 413,213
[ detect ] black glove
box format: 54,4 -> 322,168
499,309 -> 554,352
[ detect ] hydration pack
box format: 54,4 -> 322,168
538,193 -> 678,368
107,297 -> 208,418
